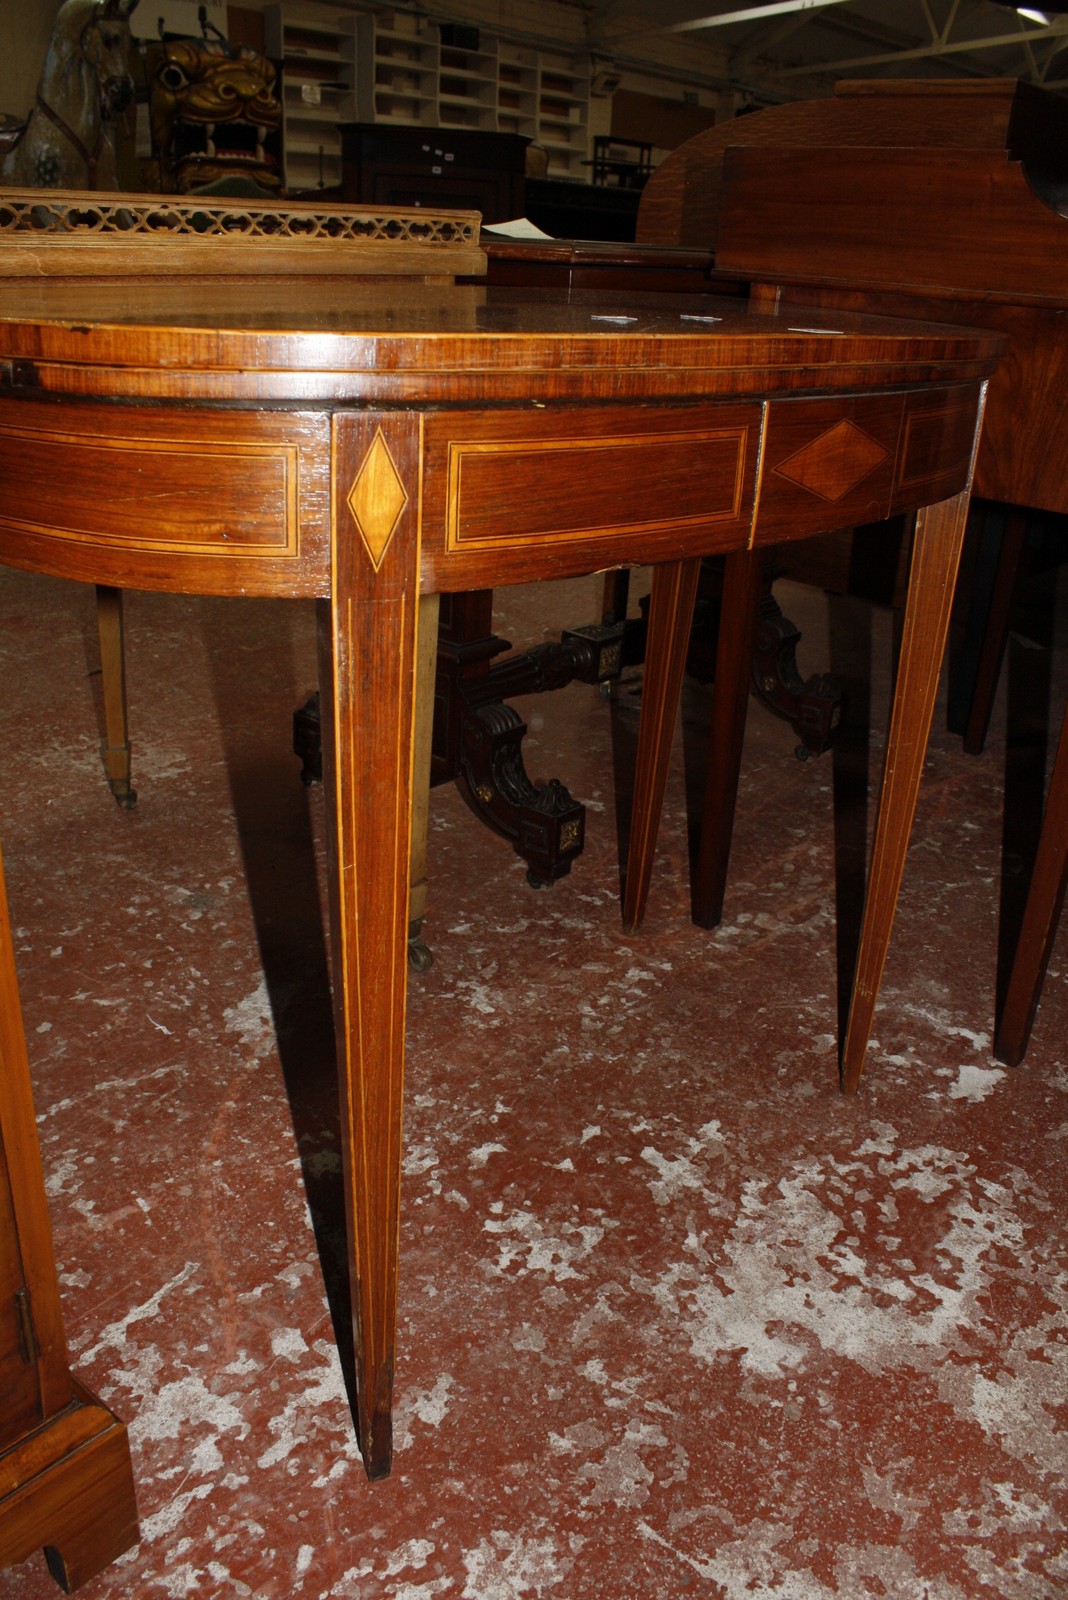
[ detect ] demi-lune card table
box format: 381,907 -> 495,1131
0,193 -> 1000,1490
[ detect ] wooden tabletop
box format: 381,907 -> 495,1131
0,284 -> 1002,405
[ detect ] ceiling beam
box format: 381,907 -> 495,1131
775,16 -> 1068,76
668,0 -> 853,33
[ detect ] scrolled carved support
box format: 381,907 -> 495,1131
750,586 -> 843,759
457,701 -> 584,886
295,615 -> 623,886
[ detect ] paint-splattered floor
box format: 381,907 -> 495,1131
0,558 -> 1065,1600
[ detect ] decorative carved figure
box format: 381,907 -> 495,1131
0,0 -> 138,190
146,35 -> 282,195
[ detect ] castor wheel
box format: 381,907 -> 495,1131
408,937 -> 433,972
794,744 -> 811,762
526,870 -> 549,889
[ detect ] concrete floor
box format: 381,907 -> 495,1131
0,558 -> 1065,1600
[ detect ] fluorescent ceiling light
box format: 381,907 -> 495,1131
1016,6 -> 1050,18
668,0 -> 854,31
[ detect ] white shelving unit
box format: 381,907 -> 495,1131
496,45 -> 539,143
534,51 -> 591,179
266,7 -> 593,190
437,37 -> 499,132
351,12 -> 440,128
264,2 -> 355,192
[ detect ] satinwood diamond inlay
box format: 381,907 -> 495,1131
347,431 -> 408,570
774,419 -> 889,502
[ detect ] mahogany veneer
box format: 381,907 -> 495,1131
0,190 -> 1000,1489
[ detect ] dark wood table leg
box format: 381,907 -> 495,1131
622,557 -> 702,933
840,487 -> 973,1094
994,698 -> 1068,1065
94,584 -> 136,809
317,414 -> 423,1481
962,504 -> 1030,756
691,547 -> 764,930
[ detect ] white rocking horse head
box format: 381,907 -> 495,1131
0,0 -> 139,190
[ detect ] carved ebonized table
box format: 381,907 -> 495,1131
0,192 -> 1000,1494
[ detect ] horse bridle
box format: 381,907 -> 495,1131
33,90 -> 108,187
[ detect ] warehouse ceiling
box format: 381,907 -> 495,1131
597,2 -> 1068,94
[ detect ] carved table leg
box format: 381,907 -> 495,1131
318,414 -> 423,1480
622,557 -> 702,933
840,488 -> 973,1094
94,584 -> 136,809
994,697 -> 1068,1065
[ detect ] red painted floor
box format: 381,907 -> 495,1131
0,562 -> 1065,1599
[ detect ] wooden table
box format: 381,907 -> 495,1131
0,201 -> 1000,1490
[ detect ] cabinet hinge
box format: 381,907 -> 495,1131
15,1287 -> 39,1364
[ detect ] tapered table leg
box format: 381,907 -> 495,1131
95,585 -> 135,808
691,547 -> 763,930
318,414 -> 424,1480
963,505 -> 1030,756
994,698 -> 1068,1065
840,489 -> 973,1094
407,594 -> 440,971
622,557 -> 701,933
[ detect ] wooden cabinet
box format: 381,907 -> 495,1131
339,122 -> 527,222
0,851 -> 138,1592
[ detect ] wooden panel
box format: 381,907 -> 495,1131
717,147 -> 1068,303
0,400 -> 331,597
752,393 -> 903,545
750,285 -> 1068,514
891,387 -> 983,513
421,403 -> 761,590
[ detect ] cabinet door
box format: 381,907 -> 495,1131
0,1137 -> 42,1445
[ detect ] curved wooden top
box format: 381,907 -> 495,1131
0,284 -> 1001,404
637,77 -> 1065,255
